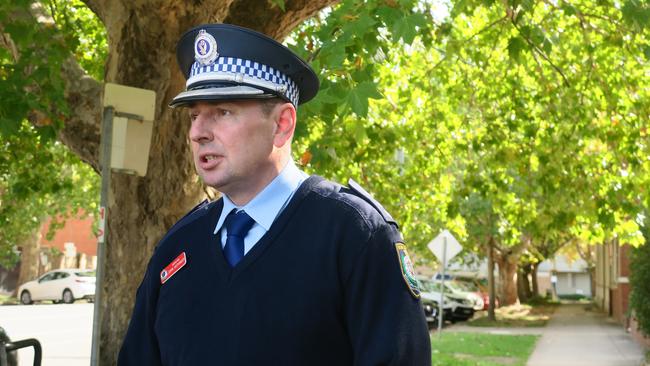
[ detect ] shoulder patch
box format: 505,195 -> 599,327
395,243 -> 420,299
347,179 -> 397,227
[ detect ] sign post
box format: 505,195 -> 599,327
427,230 -> 462,336
91,83 -> 155,366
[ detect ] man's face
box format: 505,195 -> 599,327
188,100 -> 276,200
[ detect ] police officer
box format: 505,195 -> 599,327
118,23 -> 431,365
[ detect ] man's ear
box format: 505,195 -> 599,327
272,103 -> 296,148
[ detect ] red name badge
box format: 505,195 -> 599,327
160,252 -> 187,284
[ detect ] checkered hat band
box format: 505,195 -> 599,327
188,57 -> 299,106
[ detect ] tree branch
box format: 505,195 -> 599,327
80,0 -> 106,24
224,0 -> 339,40
59,58 -> 103,171
510,17 -> 571,87
0,1 -> 103,170
0,31 -> 19,62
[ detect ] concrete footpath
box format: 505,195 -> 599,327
527,303 -> 645,366
448,303 -> 646,366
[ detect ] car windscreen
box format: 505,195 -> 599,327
75,271 -> 96,277
445,281 -> 467,292
449,280 -> 474,292
419,280 -> 443,292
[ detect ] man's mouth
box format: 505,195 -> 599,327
203,155 -> 218,162
201,154 -> 222,163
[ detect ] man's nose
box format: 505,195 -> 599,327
189,114 -> 212,143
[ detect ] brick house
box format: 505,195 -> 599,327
39,214 -> 97,271
593,239 -> 650,347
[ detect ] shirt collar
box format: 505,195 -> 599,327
213,160 -> 307,234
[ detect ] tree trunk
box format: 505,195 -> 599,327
517,264 -> 532,303
531,261 -> 540,296
16,229 -> 41,297
81,2 -> 337,364
587,265 -> 596,298
487,241 -> 496,321
495,253 -> 519,306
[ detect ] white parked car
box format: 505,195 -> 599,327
417,277 -> 475,321
441,280 -> 485,311
18,269 -> 96,305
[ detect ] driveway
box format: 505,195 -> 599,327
0,303 -> 92,366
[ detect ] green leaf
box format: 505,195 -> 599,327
622,0 -> 650,30
0,119 -> 20,137
346,81 -> 383,117
321,41 -> 347,68
391,14 -> 427,44
353,121 -> 368,142
347,90 -> 369,116
269,0 -> 285,11
561,3 -> 577,16
507,36 -> 526,62
356,81 -> 383,100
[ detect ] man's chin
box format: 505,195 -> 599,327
198,173 -> 227,190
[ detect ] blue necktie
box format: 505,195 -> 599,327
223,210 -> 256,267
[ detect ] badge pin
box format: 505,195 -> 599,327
395,243 -> 421,299
194,29 -> 219,66
160,252 -> 187,284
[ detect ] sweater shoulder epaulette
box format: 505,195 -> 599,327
311,177 -> 398,230
156,199 -> 218,250
344,179 -> 397,228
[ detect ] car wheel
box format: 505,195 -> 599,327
62,289 -> 75,304
20,290 -> 33,305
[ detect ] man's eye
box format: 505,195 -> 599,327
189,113 -> 198,121
219,109 -> 232,116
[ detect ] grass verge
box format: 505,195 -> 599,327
0,294 -> 18,305
467,303 -> 557,327
431,332 -> 539,366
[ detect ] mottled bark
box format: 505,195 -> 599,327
16,229 -> 41,298
517,266 -> 531,302
494,245 -> 524,306
487,241 -> 496,321
531,261 -> 540,295
496,257 -> 517,306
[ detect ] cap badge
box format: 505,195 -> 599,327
194,29 -> 219,66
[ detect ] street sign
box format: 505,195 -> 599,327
427,230 -> 462,262
103,83 -> 156,177
427,229 -> 462,337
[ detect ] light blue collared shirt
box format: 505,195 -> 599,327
213,160 -> 308,254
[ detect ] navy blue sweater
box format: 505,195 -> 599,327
118,176 -> 431,365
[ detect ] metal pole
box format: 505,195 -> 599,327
91,106 -> 113,366
437,236 -> 447,337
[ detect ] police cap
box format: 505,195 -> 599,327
170,24 -> 319,108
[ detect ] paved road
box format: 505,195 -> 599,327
0,302 -> 93,366
527,303 -> 645,366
